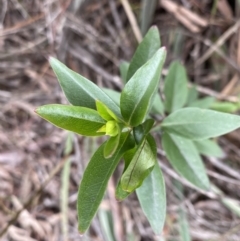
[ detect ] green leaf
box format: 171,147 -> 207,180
120,61 -> 130,84
163,61 -> 188,113
151,93 -> 164,115
115,147 -> 137,200
115,181 -> 131,201
211,101 -> 240,113
120,135 -> 157,192
133,119 -> 155,144
189,97 -> 215,109
136,163 -> 166,234
104,130 -> 121,158
161,107 -> 240,140
193,139 -> 224,158
140,0 -> 158,35
101,88 -> 120,106
49,57 -> 122,121
35,104 -> 106,136
186,85 -> 198,105
127,26 -> 161,81
96,100 -> 119,121
162,132 -> 209,190
121,47 -> 166,126
77,132 -> 135,233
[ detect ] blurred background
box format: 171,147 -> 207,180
1,0 -> 240,240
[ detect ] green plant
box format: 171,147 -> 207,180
36,26 -> 240,235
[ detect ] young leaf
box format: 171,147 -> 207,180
104,130 -> 121,158
163,61 -> 188,113
161,107 -> 240,140
193,139 -> 224,158
189,97 -> 215,109
119,61 -> 130,84
77,132 -> 135,233
127,26 -> 161,81
162,132 -> 209,190
96,100 -> 119,121
35,104 -> 106,136
136,163 -> 166,235
49,58 -> 123,121
121,47 -> 166,126
120,135 -> 157,192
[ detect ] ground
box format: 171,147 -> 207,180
0,0 -> 240,240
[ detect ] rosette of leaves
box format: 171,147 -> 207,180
36,27 -> 240,235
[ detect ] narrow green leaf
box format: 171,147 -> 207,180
98,209 -> 116,241
36,104 -> 106,136
120,61 -> 130,84
189,97 -> 215,109
104,131 -> 121,158
101,88 -> 120,106
136,163 -> 166,234
127,26 -> 161,81
163,61 -> 188,113
186,86 -> 198,105
211,101 -> 240,113
161,107 -> 240,140
140,0 -> 158,35
49,57 -> 122,121
121,47 -> 166,126
151,93 -> 164,115
193,139 -> 224,158
162,132 -> 209,190
77,132 -> 135,233
120,135 -> 156,192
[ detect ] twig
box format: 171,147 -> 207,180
195,19 -> 240,66
207,156 -> 240,180
120,0 -> 142,43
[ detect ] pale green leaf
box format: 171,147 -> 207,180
161,107 -> 240,140
163,61 -> 188,113
186,86 -> 198,105
151,93 -> 164,115
140,0 -> 158,35
127,26 -> 161,81
136,163 -> 166,234
189,97 -> 215,109
193,139 -> 224,158
121,47 -> 166,126
49,57 -> 123,121
162,132 -> 209,190
101,88 -> 120,106
77,132 -> 135,233
36,104 -> 106,136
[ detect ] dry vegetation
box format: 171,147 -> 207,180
0,0 -> 240,240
